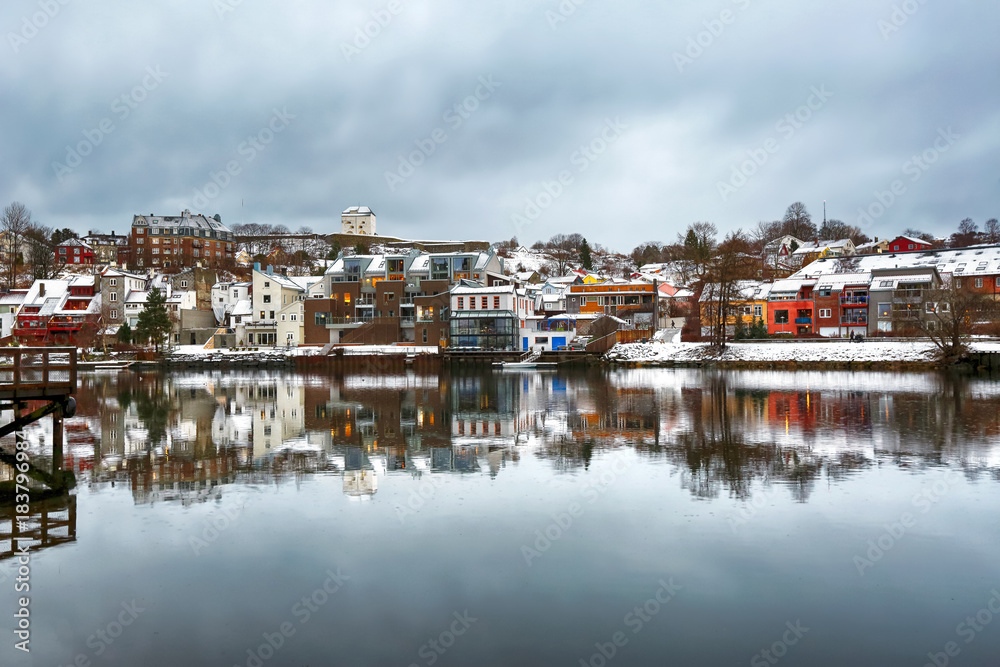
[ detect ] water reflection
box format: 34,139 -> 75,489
31,368 -> 1000,509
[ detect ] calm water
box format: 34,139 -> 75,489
3,367 -> 1000,667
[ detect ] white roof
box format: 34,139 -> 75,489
232,299 -> 253,316
451,284 -> 516,296
794,244 -> 1000,279
869,273 -> 934,289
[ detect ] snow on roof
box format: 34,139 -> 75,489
894,235 -> 933,245
23,280 -> 69,306
814,272 -> 871,288
134,212 -> 230,233
126,291 -> 149,304
288,276 -> 321,290
232,299 -> 253,316
451,284 -> 516,295
0,291 -> 27,305
869,273 -> 935,289
770,278 -> 816,293
343,206 -> 373,215
794,244 -> 1000,278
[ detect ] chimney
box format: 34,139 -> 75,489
267,265 -> 273,275
39,282 -> 45,297
254,262 -> 261,272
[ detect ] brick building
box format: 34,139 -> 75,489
129,209 -> 234,272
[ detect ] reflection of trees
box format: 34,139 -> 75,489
60,368 -> 1000,505
673,375 -> 790,501
125,377 -> 171,448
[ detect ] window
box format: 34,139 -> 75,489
908,243 -> 914,249
422,329 -> 428,343
110,310 -> 117,319
263,294 -> 271,303
110,278 -> 117,286
269,311 -> 275,320
819,309 -> 831,318
264,281 -> 270,288
109,292 -> 118,302
535,337 -> 548,344
753,305 -> 762,317
925,302 -> 935,313
481,297 -> 488,309
152,238 -> 159,245
180,280 -> 188,288
879,280 -> 893,287
878,303 -> 891,319
59,247 -> 66,254
281,314 -> 285,321
457,297 -> 464,309
260,311 -> 265,319
470,297 -> 476,309
940,302 -> 950,312
494,296 -> 500,309
975,278 -> 983,288
774,310 -> 789,324
291,314 -> 296,321
955,279 -> 962,288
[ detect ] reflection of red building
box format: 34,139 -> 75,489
768,391 -> 819,431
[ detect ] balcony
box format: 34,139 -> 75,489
323,317 -> 364,328
400,317 -> 415,327
840,296 -> 869,306
794,317 -> 812,324
840,316 -> 868,325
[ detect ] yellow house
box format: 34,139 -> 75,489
699,281 -> 772,330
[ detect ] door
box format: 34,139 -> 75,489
522,337 -> 528,351
552,336 -> 566,350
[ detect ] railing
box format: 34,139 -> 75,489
400,317 -> 415,326
840,317 -> 868,324
794,317 -> 812,324
840,296 -> 869,305
0,348 -> 77,399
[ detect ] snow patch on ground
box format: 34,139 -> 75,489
607,340 -> 1000,363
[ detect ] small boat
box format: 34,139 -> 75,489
493,361 -> 559,369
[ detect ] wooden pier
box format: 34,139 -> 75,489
0,348 -> 79,495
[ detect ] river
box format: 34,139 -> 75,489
3,368 -> 1000,666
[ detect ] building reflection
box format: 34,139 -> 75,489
15,368 -> 998,508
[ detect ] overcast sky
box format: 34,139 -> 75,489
1,0 -> 996,250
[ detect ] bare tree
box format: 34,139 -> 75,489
25,224 -> 57,280
781,202 -> 816,240
910,279 -> 998,363
703,230 -> 757,350
984,218 -> 1000,244
950,218 -> 979,248
1,202 -> 33,289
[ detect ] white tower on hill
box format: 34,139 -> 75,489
341,206 -> 376,235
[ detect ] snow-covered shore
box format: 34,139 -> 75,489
607,340 -> 1000,365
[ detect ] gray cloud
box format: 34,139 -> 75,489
1,0 -> 997,249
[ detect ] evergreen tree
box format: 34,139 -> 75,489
117,321 -> 132,344
135,288 -> 172,353
579,238 -> 593,271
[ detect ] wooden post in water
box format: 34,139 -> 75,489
52,402 -> 64,490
